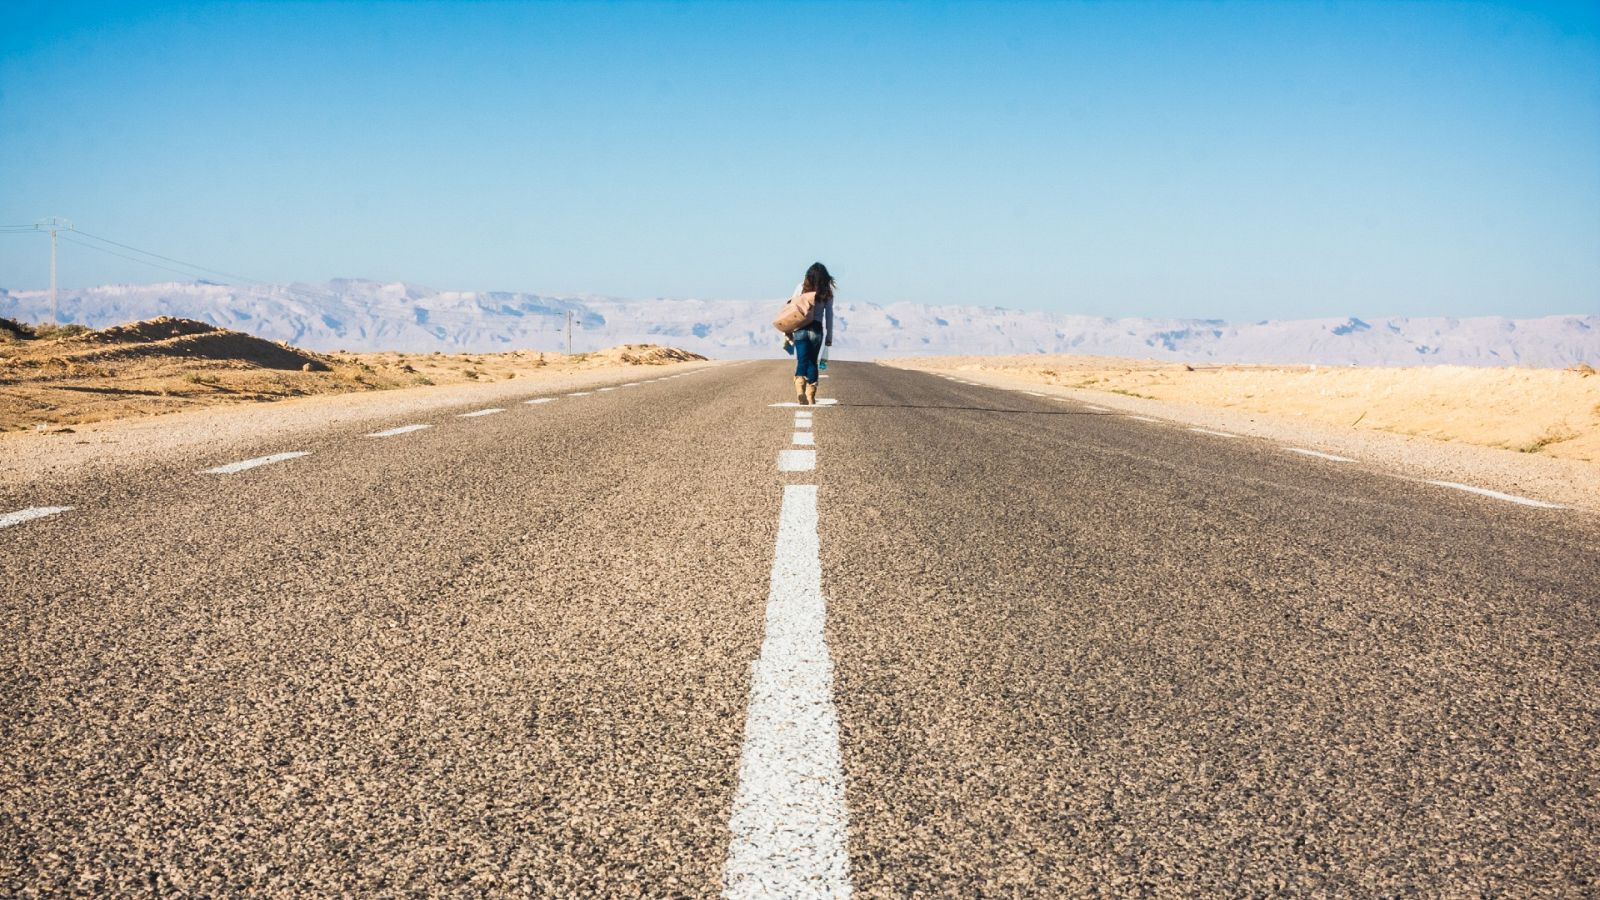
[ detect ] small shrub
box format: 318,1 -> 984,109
1519,424 -> 1579,453
29,322 -> 90,340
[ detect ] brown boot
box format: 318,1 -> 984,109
794,375 -> 808,405
805,381 -> 818,405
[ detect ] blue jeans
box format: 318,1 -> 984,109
793,324 -> 822,384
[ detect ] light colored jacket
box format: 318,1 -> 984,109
792,282 -> 834,346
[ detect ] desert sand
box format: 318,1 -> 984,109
0,316 -> 703,433
885,353 -> 1600,464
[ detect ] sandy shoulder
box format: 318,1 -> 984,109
2,360 -> 720,488
884,356 -> 1600,514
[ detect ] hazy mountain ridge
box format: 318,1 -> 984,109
2,279 -> 1594,366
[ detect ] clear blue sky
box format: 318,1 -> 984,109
2,1 -> 1597,319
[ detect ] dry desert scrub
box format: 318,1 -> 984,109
0,317 -> 703,431
885,353 -> 1600,463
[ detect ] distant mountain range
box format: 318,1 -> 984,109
2,279 -> 1595,366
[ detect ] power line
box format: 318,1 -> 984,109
69,228 -> 263,286
57,234 -> 222,281
56,234 -> 347,310
11,222 -> 572,336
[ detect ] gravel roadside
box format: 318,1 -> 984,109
1,359 -> 721,492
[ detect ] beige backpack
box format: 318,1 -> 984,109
772,291 -> 818,334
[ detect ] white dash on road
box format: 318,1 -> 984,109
1124,415 -> 1160,423
201,451 -> 309,475
724,484 -> 851,898
367,424 -> 431,438
1285,447 -> 1354,462
524,397 -> 556,405
1024,391 -> 1048,398
1188,428 -> 1238,438
1084,404 -> 1111,412
1427,481 -> 1564,509
458,408 -> 505,418
792,432 -> 815,446
778,449 -> 816,471
597,387 -> 616,392
622,382 -> 640,387
0,506 -> 73,530
794,411 -> 814,420
567,391 -> 593,397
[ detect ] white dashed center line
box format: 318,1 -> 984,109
1084,405 -> 1111,412
723,484 -> 851,898
1124,415 -> 1160,423
1285,447 -> 1354,462
770,399 -> 837,409
525,397 -> 556,405
1427,481 -> 1564,509
1188,428 -> 1239,438
367,424 -> 432,438
778,449 -> 816,472
0,506 -> 73,530
201,451 -> 309,475
458,408 -> 505,418
567,391 -> 593,397
792,432 -> 815,446
622,382 -> 640,387
598,387 -> 615,392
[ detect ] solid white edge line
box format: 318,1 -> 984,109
0,506 -> 74,529
458,408 -> 505,417
1188,427 -> 1238,438
723,484 -> 851,898
778,449 -> 816,471
1427,481 -> 1564,509
367,424 -> 432,438
1285,447 -> 1354,462
201,451 -> 309,475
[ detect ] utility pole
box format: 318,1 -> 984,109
36,217 -> 71,324
566,310 -> 574,355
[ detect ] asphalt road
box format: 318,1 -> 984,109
3,361 -> 1597,896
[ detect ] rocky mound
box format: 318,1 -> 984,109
53,317 -> 331,371
74,316 -> 222,345
585,344 -> 708,366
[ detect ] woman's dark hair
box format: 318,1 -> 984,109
803,262 -> 836,304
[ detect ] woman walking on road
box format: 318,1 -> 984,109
784,262 -> 835,405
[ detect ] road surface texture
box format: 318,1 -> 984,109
3,361 -> 1597,896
